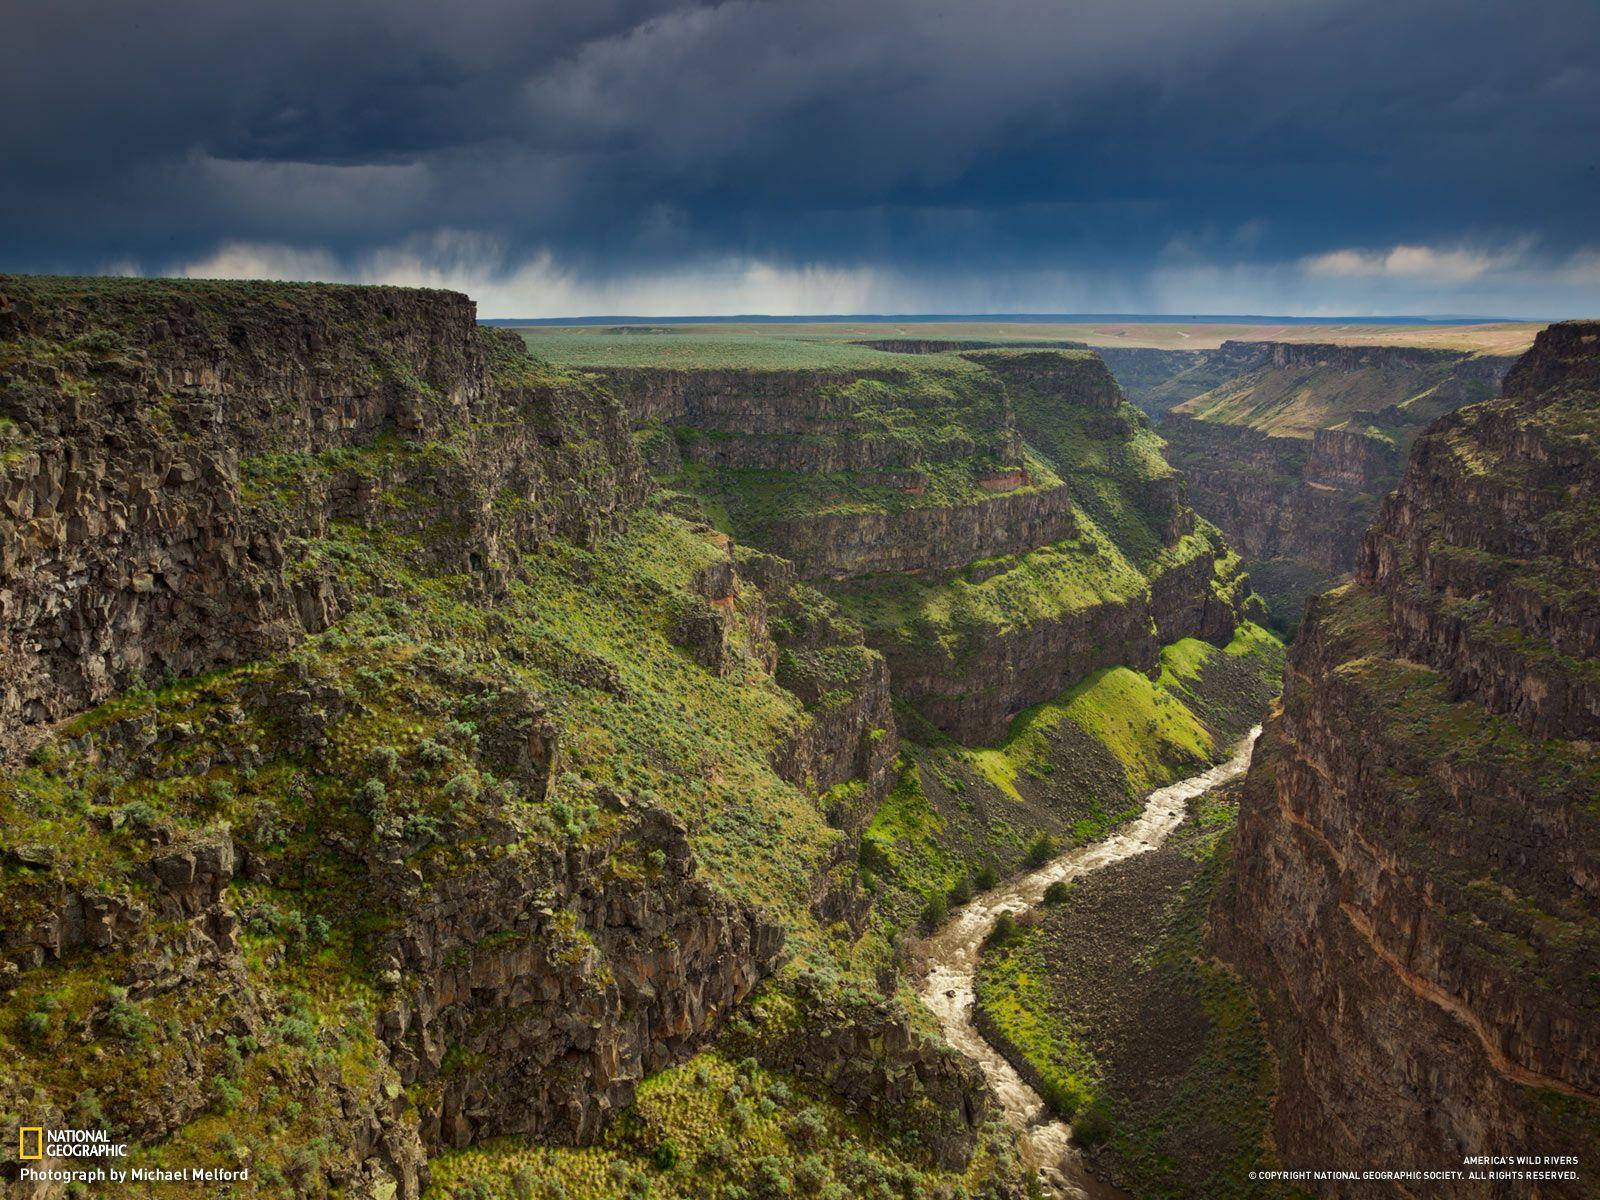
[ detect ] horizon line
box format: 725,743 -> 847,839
485,311 -> 1534,327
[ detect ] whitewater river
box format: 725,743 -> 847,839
918,727 -> 1262,1199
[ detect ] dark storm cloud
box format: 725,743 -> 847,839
3,0 -> 1598,313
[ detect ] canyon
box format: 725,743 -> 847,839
2,278 -> 1594,1200
584,343 -> 1259,746
0,279 -> 1280,1200
1105,340 -> 1522,631
942,322 -> 1599,1200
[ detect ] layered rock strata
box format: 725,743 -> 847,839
612,347 -> 1257,743
0,278 -> 646,745
1220,322 -> 1600,1197
1159,342 -> 1519,628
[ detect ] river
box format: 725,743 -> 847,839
917,727 -> 1262,1199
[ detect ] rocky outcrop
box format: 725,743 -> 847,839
600,362 -> 1057,579
829,348 -> 1252,742
878,541 -> 1243,745
762,483 -> 1076,579
1219,322 -> 1600,1197
619,345 -> 1257,743
0,277 -> 646,752
1,660 -> 791,1200
595,365 -> 913,429
989,348 -> 1197,543
765,618 -> 898,803
1,809 -> 431,1197
1161,415 -> 1364,574
959,348 -> 1124,412
732,970 -> 991,1171
1359,328 -> 1600,740
376,804 -> 784,1150
1259,340 -> 1464,372
1303,425 -> 1400,490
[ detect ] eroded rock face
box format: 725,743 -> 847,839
1219,322 -> 1600,1198
959,349 -> 1125,412
878,541 -> 1242,745
2,813 -> 431,1197
732,971 -> 992,1172
375,805 -> 785,1151
1359,338 -> 1600,739
1159,343 -> 1519,628
0,278 -> 646,752
1162,416 -> 1362,574
616,348 -> 1257,744
762,485 -> 1077,579
1,667 -> 794,1200
600,362 -> 1059,580
0,279 -> 866,1198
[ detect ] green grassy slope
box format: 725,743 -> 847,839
1172,354 -> 1504,439
0,292 -> 1030,1198
860,624 -> 1282,938
424,1050 -> 1021,1200
0,291 -> 1289,1200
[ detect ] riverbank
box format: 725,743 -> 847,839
973,777 -> 1303,1199
918,732 -> 1261,1198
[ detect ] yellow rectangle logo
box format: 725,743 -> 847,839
19,1127 -> 43,1160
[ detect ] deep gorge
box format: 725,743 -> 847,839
1104,340 -> 1522,632
1,278 -> 1595,1200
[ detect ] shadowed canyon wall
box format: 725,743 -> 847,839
0,277 -> 953,1199
1218,322 -> 1600,1198
1141,341 -> 1519,630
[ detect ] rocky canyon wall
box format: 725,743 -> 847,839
1158,342 -> 1519,629
607,346 -> 1259,743
0,277 -> 920,1199
1218,322 -> 1600,1198
0,278 -> 647,743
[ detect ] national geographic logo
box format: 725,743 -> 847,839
14,1127 -> 128,1159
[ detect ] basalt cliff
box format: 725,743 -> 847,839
1219,322 -> 1600,1196
592,346 -> 1260,747
1146,341 -> 1518,630
0,277 -> 1293,1200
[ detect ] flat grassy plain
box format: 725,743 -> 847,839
517,320 -> 1540,361
518,330 -> 923,369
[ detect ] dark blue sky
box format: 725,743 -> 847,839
5,0 -> 1599,316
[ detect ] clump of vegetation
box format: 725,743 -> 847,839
1025,832 -> 1056,868
421,1051 -> 1024,1200
985,911 -> 1020,949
